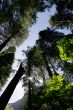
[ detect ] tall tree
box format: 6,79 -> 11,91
37,28 -> 63,76
50,0 -> 73,30
0,62 -> 25,110
0,0 -> 51,51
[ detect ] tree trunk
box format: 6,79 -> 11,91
38,39 -> 53,77
28,80 -> 31,110
41,66 -> 46,85
0,63 -> 25,110
49,59 -> 58,76
28,56 -> 32,110
42,51 -> 53,77
0,32 -> 18,52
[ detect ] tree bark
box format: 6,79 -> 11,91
0,63 -> 25,110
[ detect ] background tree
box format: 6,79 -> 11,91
0,62 -> 25,110
37,28 -> 64,76
50,0 -> 73,30
0,46 -> 15,89
21,46 -> 47,110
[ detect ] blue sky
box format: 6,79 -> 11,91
15,5 -> 57,60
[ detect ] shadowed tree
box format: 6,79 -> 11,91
0,46 -> 15,89
0,0 -> 52,51
38,29 -> 73,81
22,47 -> 46,110
37,28 -> 63,76
24,48 -> 32,110
0,61 -> 26,110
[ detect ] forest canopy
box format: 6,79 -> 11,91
0,0 -> 73,110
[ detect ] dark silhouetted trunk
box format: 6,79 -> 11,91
38,38 -> 53,77
0,32 -> 18,52
0,63 -> 25,110
28,56 -> 32,110
42,51 -> 53,77
28,80 -> 31,110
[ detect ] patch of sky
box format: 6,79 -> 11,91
15,5 -> 57,60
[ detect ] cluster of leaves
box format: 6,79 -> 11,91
31,75 -> 73,110
57,34 -> 73,61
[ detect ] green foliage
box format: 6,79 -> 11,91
0,47 -> 15,88
50,13 -> 73,29
31,75 -> 73,110
62,62 -> 73,81
41,75 -> 73,110
29,46 -> 45,67
57,34 -> 73,61
50,0 -> 73,29
46,75 -> 63,93
0,0 -> 49,47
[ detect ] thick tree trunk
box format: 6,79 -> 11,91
0,63 -> 25,110
42,51 -> 53,77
